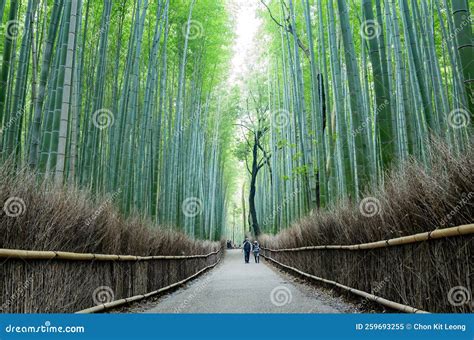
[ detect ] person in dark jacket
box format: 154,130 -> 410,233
242,238 -> 252,263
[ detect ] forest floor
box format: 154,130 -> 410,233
116,250 -> 358,313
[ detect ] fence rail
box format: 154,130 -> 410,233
262,224 -> 474,252
0,248 -> 221,261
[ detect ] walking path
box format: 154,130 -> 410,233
137,250 -> 357,313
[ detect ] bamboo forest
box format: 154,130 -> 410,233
1,0 -> 473,318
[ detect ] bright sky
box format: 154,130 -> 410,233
225,0 -> 265,240
227,0 -> 262,85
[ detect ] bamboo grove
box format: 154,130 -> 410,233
249,0 -> 473,235
0,0 -> 473,240
0,0 -> 234,240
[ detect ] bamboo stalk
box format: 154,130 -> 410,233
262,224 -> 473,252
0,247 -> 222,261
261,254 -> 429,313
75,256 -> 222,313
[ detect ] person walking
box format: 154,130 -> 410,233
252,240 -> 260,263
242,238 -> 252,263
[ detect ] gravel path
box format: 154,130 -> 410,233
133,249 -> 358,313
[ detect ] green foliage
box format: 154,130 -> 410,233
233,141 -> 250,161
0,0 -> 235,241
252,0 -> 472,235
0,0 -> 471,240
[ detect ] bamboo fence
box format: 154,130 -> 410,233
1,246 -> 223,313
261,254 -> 428,313
261,224 -> 473,313
76,255 -> 222,313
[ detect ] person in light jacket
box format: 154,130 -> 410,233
252,240 -> 260,263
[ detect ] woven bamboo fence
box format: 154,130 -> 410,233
0,247 -> 222,313
261,224 -> 473,313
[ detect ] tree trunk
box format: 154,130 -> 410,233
249,134 -> 261,236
